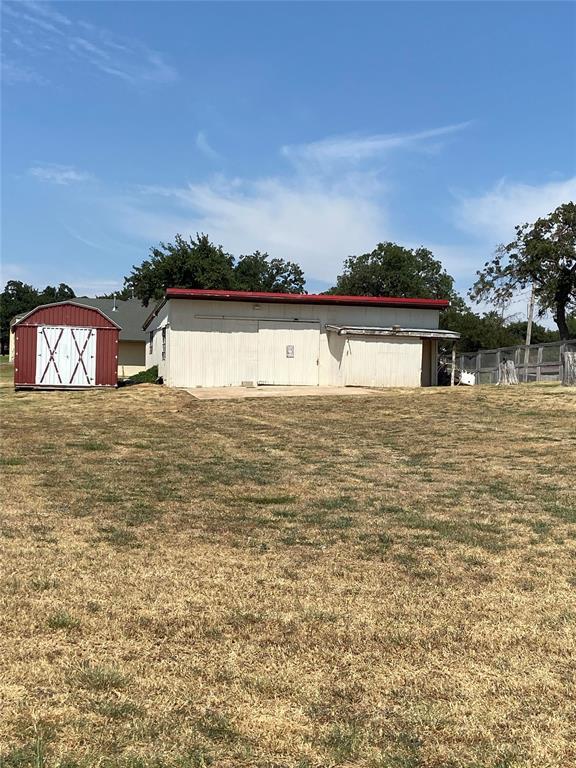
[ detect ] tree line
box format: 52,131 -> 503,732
0,283 -> 76,355
1,202 -> 575,355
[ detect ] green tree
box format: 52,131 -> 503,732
234,251 -> 305,293
439,303 -> 561,353
503,320 -> 559,345
329,242 -> 456,299
125,234 -> 308,305
40,283 -> 76,303
125,234 -> 236,306
471,203 -> 576,339
0,280 -> 75,355
0,281 -> 38,354
439,303 -> 517,353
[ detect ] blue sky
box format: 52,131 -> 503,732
2,1 -> 575,315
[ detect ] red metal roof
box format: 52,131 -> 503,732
164,288 -> 449,309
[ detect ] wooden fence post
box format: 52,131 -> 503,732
536,345 -> 543,382
562,350 -> 576,386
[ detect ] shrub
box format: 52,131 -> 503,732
128,366 -> 159,385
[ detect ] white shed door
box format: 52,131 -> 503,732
257,321 -> 320,385
36,327 -> 96,386
344,337 -> 423,387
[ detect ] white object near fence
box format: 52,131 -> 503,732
497,359 -> 519,386
459,370 -> 476,386
563,351 -> 576,386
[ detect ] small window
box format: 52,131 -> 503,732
149,331 -> 153,354
161,328 -> 166,361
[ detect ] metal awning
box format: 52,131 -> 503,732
325,324 -> 460,340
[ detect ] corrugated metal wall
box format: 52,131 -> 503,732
168,318 -> 322,387
154,299 -> 439,389
257,321 -> 320,385
344,337 -> 422,387
95,329 -> 119,386
145,304 -> 169,377
181,318 -> 257,387
13,326 -> 37,386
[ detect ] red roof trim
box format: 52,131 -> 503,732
164,288 -> 449,309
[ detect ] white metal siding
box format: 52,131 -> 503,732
149,299 -> 442,389
344,337 -> 422,387
257,321 -> 319,385
145,304 -> 169,378
168,318 -> 321,387
36,327 -> 96,386
179,318 -> 258,387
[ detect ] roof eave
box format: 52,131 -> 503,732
162,288 -> 450,310
142,297 -> 168,330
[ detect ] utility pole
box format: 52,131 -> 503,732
523,284 -> 535,381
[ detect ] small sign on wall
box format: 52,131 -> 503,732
286,345 -> 294,358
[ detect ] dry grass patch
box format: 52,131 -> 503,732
1,362 -> 575,767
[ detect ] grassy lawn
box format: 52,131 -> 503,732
1,360 -> 575,767
0,355 -> 11,382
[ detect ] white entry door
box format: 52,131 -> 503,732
257,321 -> 320,385
36,327 -> 96,386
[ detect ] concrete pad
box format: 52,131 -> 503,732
182,385 -> 380,400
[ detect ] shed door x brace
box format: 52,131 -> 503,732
35,326 -> 97,386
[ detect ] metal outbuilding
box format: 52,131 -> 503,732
143,288 -> 460,389
12,301 -> 120,389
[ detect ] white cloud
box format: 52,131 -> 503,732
64,227 -> 106,250
117,122 -> 475,281
414,242 -> 489,289
70,278 -> 125,297
22,1 -> 72,27
29,164 -> 94,185
455,176 -> 576,243
452,177 -> 576,326
122,175 -> 387,282
3,1 -> 178,85
22,123 -> 561,303
282,122 -> 471,170
0,261 -> 32,285
1,56 -> 46,85
195,131 -> 221,161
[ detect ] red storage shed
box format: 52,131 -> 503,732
12,301 -> 120,389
